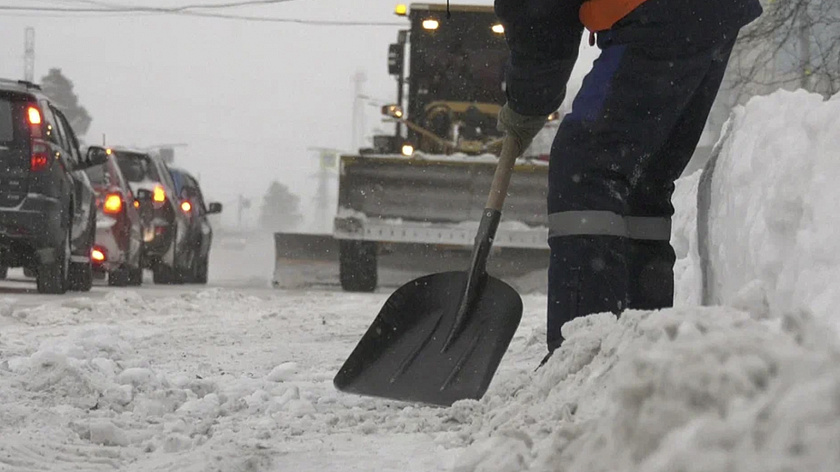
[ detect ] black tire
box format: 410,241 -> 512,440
37,231 -> 69,294
0,266 -> 7,280
339,240 -> 377,292
125,247 -> 144,286
127,266 -> 143,286
23,267 -> 35,278
68,260 -> 93,292
68,210 -> 94,292
152,265 -> 172,284
108,266 -> 130,287
153,232 -> 184,284
153,264 -> 182,284
194,255 -> 209,285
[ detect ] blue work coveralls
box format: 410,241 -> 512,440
495,0 -> 762,352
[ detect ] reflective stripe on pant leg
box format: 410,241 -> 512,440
548,211 -> 670,241
625,216 -> 671,241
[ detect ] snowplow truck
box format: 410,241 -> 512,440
274,3 -> 552,292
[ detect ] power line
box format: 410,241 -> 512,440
172,11 -> 404,25
55,0 -> 300,12
0,2 -> 405,25
0,1 -> 296,13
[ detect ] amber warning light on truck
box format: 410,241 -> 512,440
422,19 -> 440,30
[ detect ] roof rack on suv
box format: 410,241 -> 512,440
0,78 -> 42,91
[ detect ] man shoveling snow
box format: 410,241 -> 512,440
495,0 -> 762,362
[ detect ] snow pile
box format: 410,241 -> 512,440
453,308 -> 840,472
704,90 -> 840,332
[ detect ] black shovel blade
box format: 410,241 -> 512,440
334,271 -> 522,407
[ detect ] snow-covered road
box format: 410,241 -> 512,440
0,271 -> 549,471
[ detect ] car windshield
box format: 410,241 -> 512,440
169,169 -> 185,195
115,152 -> 160,183
410,12 -> 507,106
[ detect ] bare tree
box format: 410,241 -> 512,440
695,0 -> 840,151
729,0 -> 840,100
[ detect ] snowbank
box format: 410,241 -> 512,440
453,308 -> 840,472
702,90 -> 840,335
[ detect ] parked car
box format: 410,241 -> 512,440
0,78 -> 108,293
84,149 -> 144,286
167,167 -> 222,284
112,147 -> 190,284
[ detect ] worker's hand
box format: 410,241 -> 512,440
497,103 -> 547,154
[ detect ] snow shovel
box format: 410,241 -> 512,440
334,137 -> 524,406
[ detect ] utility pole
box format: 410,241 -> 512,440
352,70 -> 367,152
237,194 -> 251,230
24,27 -> 35,82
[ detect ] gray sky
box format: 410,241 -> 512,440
0,0 -> 600,231
0,0 -> 455,229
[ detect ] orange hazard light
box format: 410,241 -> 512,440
153,185 -> 166,203
103,194 -> 122,214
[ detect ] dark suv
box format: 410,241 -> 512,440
168,167 -> 222,284
0,79 -> 108,293
113,148 -> 189,284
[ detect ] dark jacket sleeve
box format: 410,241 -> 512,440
495,0 -> 585,116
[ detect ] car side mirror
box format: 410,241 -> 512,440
83,146 -> 110,169
207,202 -> 223,214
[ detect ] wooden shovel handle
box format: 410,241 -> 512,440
485,137 -> 522,211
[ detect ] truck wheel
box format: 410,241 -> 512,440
0,266 -> 7,280
339,240 -> 377,292
37,231 -> 69,294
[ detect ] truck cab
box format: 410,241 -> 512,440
331,4 -> 551,292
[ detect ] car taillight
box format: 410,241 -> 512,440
103,193 -> 123,214
30,141 -> 50,171
92,247 -> 106,262
153,185 -> 166,203
27,106 -> 41,125
180,200 -> 192,213
26,105 -> 44,139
